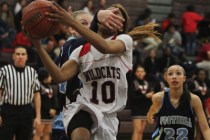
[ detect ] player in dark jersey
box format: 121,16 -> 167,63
147,65 -> 210,140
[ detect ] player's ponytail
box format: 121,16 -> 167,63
128,22 -> 161,43
111,3 -> 161,43
179,69 -> 191,109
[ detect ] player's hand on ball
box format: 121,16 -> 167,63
21,20 -> 41,47
46,1 -> 74,27
21,20 -> 29,36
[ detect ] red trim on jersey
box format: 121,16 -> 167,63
79,36 -> 116,58
111,36 -> 117,40
79,43 -> 91,57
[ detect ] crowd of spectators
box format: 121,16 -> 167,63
0,0 -> 210,139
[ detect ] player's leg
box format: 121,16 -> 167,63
71,128 -> 91,140
67,110 -> 93,140
52,129 -> 68,140
52,112 -> 68,140
33,123 -> 45,140
132,118 -> 146,140
42,123 -> 52,140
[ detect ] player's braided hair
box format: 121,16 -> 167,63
111,3 -> 161,43
179,68 -> 191,109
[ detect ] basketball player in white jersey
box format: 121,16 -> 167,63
29,2 -> 160,140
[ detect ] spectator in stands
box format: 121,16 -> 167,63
45,39 -> 57,61
14,0 -> 27,32
196,51 -> 210,79
163,24 -> 183,55
143,49 -> 160,78
94,0 -> 106,13
14,0 -> 26,15
197,12 -> 210,41
36,39 -> 57,68
0,2 -> 15,29
159,68 -> 169,91
135,8 -> 155,26
193,68 -> 210,109
159,47 -> 177,73
132,41 -> 144,66
57,0 -> 69,10
143,37 -> 160,51
33,68 -> 57,140
182,5 -> 203,56
196,41 -> 210,62
54,38 -> 65,59
98,0 -> 106,9
0,19 -> 16,49
161,13 -> 176,33
178,52 -> 197,79
135,8 -> 160,51
82,0 -> 94,15
131,65 -> 154,140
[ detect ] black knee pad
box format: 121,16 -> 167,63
67,110 -> 93,137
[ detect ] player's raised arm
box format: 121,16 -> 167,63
30,40 -> 78,83
47,2 -> 128,54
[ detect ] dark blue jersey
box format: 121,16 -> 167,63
56,37 -> 87,110
152,91 -> 195,140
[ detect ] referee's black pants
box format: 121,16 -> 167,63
0,104 -> 33,140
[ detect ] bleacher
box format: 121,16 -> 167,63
117,109 -> 156,140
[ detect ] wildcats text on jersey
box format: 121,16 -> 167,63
83,66 -> 121,82
160,115 -> 192,128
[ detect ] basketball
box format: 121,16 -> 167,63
22,0 -> 60,39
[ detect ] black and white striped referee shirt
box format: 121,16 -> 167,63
0,64 -> 41,105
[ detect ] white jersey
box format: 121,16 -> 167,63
70,34 -> 133,114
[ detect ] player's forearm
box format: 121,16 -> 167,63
202,129 -> 210,140
33,41 -> 68,83
34,92 -> 41,119
147,104 -> 159,124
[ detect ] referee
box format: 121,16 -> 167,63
0,46 -> 41,140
